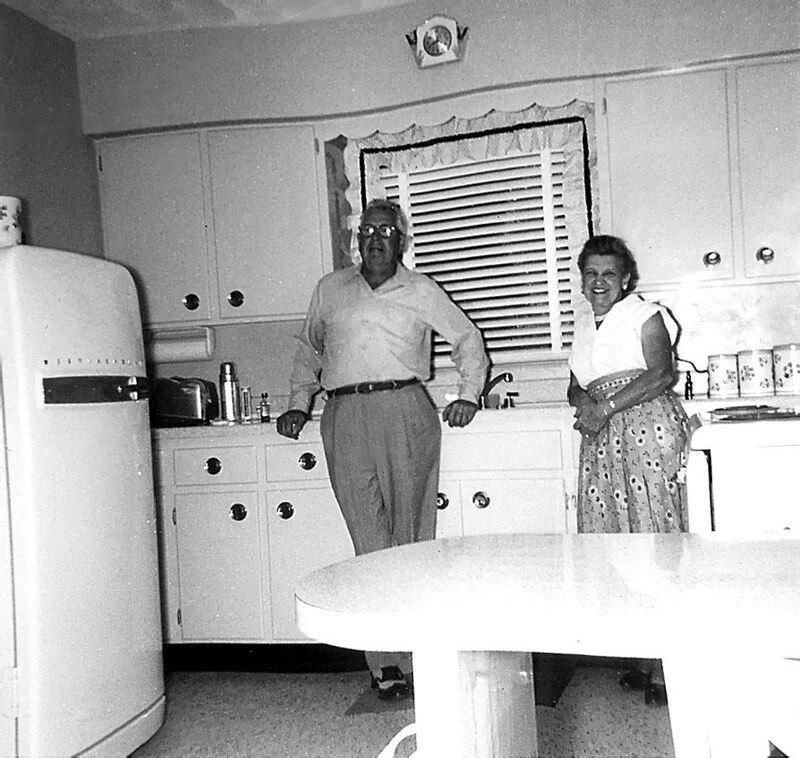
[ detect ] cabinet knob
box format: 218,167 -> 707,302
472,491 -> 490,509
702,251 -> 722,267
298,452 -> 317,470
436,492 -> 449,510
227,290 -> 245,308
277,501 -> 294,520
755,246 -> 775,264
205,457 -> 222,475
182,293 -> 200,310
230,503 -> 247,521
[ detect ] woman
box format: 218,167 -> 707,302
568,235 -> 690,705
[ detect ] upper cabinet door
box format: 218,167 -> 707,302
605,70 -> 734,285
207,126 -> 325,320
736,58 -> 800,279
97,133 -> 213,325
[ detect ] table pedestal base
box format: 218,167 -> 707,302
412,649 -> 537,757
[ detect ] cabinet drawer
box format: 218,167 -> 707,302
173,445 -> 258,486
441,430 -> 563,472
266,441 -> 329,482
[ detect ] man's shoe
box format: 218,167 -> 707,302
618,669 -> 649,691
644,679 -> 668,707
370,666 -> 411,701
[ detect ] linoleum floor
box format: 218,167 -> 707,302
132,664 -> 674,757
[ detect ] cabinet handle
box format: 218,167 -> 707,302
182,293 -> 200,310
472,491 -> 490,509
755,246 -> 775,264
702,251 -> 722,267
227,290 -> 245,308
277,501 -> 294,520
205,457 -> 222,475
298,452 -> 317,470
230,503 -> 247,521
436,492 -> 449,510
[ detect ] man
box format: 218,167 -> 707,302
277,198 -> 488,700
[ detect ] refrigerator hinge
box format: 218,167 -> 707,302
177,608 -> 182,626
1,667 -> 19,717
172,507 -> 177,526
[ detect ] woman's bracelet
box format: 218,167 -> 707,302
600,397 -> 617,417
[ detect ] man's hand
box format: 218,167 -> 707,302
442,399 -> 479,428
276,409 -> 309,439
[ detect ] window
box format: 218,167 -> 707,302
339,101 -> 597,364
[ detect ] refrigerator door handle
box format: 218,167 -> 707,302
43,375 -> 151,404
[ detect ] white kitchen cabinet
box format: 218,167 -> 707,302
207,126 -> 325,320
174,490 -> 267,640
151,408 -> 579,644
435,479 -> 463,539
460,477 -> 570,535
266,485 -> 353,640
154,436 -> 269,642
263,436 -> 352,641
736,58 -> 800,279
603,54 -> 800,287
97,132 -> 214,325
604,68 -> 734,285
437,410 -> 578,537
97,124 -> 326,328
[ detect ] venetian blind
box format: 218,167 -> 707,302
381,147 -> 584,361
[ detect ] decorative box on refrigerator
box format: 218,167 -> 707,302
0,245 -> 165,757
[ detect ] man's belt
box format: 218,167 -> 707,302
326,377 -> 420,398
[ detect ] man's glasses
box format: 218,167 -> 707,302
358,224 -> 398,239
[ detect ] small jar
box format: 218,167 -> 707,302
773,344 -> 800,395
707,354 -> 739,398
737,349 -> 774,397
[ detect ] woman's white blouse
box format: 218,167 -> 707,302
568,294 -> 679,388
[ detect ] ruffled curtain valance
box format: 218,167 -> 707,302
342,99 -> 598,244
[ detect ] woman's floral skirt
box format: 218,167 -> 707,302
577,370 -> 690,533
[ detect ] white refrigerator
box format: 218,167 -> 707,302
0,245 -> 165,757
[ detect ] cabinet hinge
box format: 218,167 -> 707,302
177,608 -> 182,626
172,507 -> 177,526
601,97 -> 607,115
314,137 -> 319,153
97,153 -> 103,171
1,667 -> 19,717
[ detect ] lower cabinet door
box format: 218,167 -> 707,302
175,491 -> 266,641
267,487 -> 354,640
435,478 -> 463,539
461,477 -> 568,535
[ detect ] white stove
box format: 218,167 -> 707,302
688,411 -> 800,534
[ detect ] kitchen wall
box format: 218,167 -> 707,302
70,0 -> 799,407
0,5 -> 102,257
75,0 -> 797,133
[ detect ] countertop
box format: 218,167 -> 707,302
151,392 -> 800,439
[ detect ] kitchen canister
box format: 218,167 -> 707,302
0,196 -> 22,247
707,353 -> 740,398
737,349 -> 774,397
773,343 -> 800,395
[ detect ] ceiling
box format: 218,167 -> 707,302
4,0 -> 416,40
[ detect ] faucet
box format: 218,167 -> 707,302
480,372 -> 514,408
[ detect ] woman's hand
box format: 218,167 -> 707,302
573,400 -> 610,437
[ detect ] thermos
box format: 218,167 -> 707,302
219,362 -> 240,421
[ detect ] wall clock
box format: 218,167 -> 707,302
406,16 -> 468,68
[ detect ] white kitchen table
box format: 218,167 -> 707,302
295,532 -> 800,757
